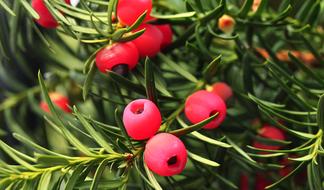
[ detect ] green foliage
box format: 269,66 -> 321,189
0,0 -> 324,189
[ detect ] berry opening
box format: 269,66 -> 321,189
167,156 -> 178,166
112,64 -> 129,75
209,110 -> 218,117
130,102 -> 145,115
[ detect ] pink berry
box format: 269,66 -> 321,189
253,125 -> 285,151
208,82 -> 233,101
185,90 -> 227,129
155,24 -> 173,49
40,92 -> 71,113
144,133 -> 187,176
95,42 -> 139,74
122,99 -> 161,140
131,24 -> 163,57
117,0 -> 152,26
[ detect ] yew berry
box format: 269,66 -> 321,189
132,24 -> 163,57
240,174 -> 249,190
31,0 -> 71,28
144,133 -> 187,176
155,24 -> 173,49
117,0 -> 152,26
185,90 -> 226,129
122,99 -> 161,140
32,0 -> 59,28
253,125 -> 285,151
95,42 -> 139,74
40,92 -> 71,113
255,173 -> 271,190
218,14 -> 235,34
207,82 -> 233,102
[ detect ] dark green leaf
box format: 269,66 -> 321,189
144,57 -> 158,104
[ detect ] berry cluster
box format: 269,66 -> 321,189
122,82 -> 232,176
239,123 -> 292,190
122,99 -> 186,176
96,0 -> 173,74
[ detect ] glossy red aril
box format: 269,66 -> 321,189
95,42 -> 139,74
253,125 -> 285,151
117,0 -> 152,26
132,24 -> 163,57
31,0 -> 71,28
185,90 -> 227,129
40,92 -> 71,113
144,133 -> 187,176
207,82 -> 233,102
155,24 -> 173,49
218,14 -> 235,34
32,0 -> 59,28
123,99 -> 161,140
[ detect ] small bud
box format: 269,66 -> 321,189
218,14 -> 235,34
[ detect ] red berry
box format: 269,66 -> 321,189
117,0 -> 152,26
40,92 -> 71,113
155,24 -> 173,49
208,82 -> 233,101
122,99 -> 161,140
218,14 -> 235,34
32,0 -> 59,28
95,42 -> 139,74
144,133 -> 187,176
240,174 -> 249,190
279,157 -> 292,177
185,90 -> 227,129
255,173 -> 271,190
131,24 -> 163,57
253,125 -> 285,151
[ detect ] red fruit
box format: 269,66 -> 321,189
185,90 -> 227,129
32,0 -> 59,28
155,24 -> 173,49
218,14 -> 235,34
144,133 -> 187,176
208,82 -> 233,101
253,125 -> 285,151
132,24 -> 163,57
95,42 -> 139,74
279,157 -> 292,177
117,0 -> 152,26
65,0 -> 71,4
255,173 -> 271,190
122,99 -> 161,140
40,92 -> 71,113
240,174 -> 249,190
